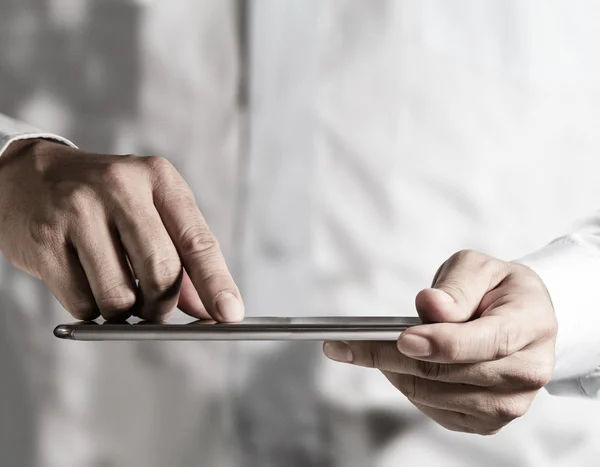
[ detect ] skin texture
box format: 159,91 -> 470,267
323,250 -> 558,435
0,139 -> 244,322
0,140 -> 557,434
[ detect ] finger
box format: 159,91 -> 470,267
324,340 -> 495,385
380,371 -> 495,418
41,248 -> 100,321
149,157 -> 244,322
115,202 -> 183,321
396,308 -> 542,363
177,269 -> 211,319
324,341 -> 554,389
416,250 -> 510,323
411,402 -> 505,436
71,220 -> 137,320
411,402 -> 478,434
382,370 -> 537,426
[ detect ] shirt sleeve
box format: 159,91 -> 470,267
517,214 -> 600,398
0,112 -> 77,157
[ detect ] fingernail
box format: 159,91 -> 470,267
215,292 -> 244,322
323,341 -> 353,363
431,288 -> 454,303
398,334 -> 432,357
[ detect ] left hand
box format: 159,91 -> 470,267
323,250 -> 557,435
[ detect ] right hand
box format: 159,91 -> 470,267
0,139 -> 244,322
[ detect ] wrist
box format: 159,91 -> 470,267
1,138 -> 41,162
0,138 -> 74,175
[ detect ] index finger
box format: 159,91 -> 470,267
323,340 -> 494,386
397,307 -> 543,363
149,157 -> 244,322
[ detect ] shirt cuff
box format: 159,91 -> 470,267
518,236 -> 600,398
0,113 -> 77,158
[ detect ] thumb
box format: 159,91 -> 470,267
416,250 -> 510,324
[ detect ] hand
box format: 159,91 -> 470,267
0,139 -> 244,322
323,250 -> 557,435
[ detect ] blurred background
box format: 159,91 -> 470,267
3,0 -> 600,466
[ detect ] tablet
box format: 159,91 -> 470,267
53,316 -> 421,341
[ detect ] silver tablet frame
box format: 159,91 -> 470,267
54,316 -> 422,341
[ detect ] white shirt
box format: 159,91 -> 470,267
3,116 -> 600,399
3,1 -> 600,466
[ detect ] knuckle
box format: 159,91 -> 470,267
471,365 -> 496,386
491,397 -> 527,422
417,360 -> 444,380
435,280 -> 471,311
367,345 -> 383,369
527,370 -> 551,390
155,184 -> 196,211
97,287 -> 137,316
144,156 -> 175,177
481,258 -> 510,285
440,279 -> 468,299
451,249 -> 483,265
68,300 -> 99,321
29,216 -> 63,247
203,271 -> 236,296
142,158 -> 193,203
458,411 -> 505,436
441,336 -> 463,362
64,186 -> 97,218
478,427 -> 502,436
101,161 -> 134,191
514,267 -> 545,290
522,364 -> 554,389
143,254 -> 182,295
180,226 -> 220,257
450,249 -> 505,279
397,374 -> 418,401
456,414 -> 495,436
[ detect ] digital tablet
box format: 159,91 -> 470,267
54,316 -> 421,341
